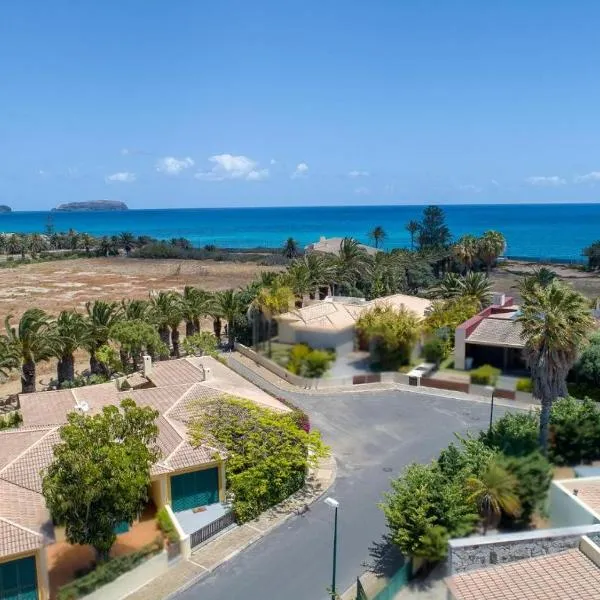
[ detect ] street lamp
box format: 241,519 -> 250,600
485,385 -> 495,433
324,497 -> 340,599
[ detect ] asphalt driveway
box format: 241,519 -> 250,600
176,389 -> 512,600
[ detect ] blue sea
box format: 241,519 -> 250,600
1,204 -> 599,261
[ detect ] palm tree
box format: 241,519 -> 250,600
460,272 -> 493,308
5,309 -> 60,393
333,237 -> 371,295
284,262 -> 312,307
54,311 -> 91,384
519,267 -> 558,296
431,272 -> 463,299
252,283 -> 294,356
28,233 -> 46,258
80,233 -> 94,256
85,300 -> 122,375
368,226 -> 386,249
182,286 -> 213,336
67,229 -> 80,250
119,232 -> 135,256
150,291 -> 182,356
0,233 -> 7,255
467,461 -> 520,534
478,230 -> 506,275
121,299 -> 150,321
214,290 -> 247,349
405,220 -> 420,250
453,234 -> 479,273
282,237 -> 300,259
518,280 -> 594,452
0,335 -> 19,379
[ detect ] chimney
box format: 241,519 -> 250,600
143,355 -> 152,377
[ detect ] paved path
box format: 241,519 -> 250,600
173,388 -> 515,600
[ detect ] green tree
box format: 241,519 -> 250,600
85,300 -> 122,375
452,235 -> 479,273
282,237 -> 300,259
121,298 -> 150,321
477,230 -> 506,275
5,309 -> 60,393
119,232 -> 135,256
42,399 -> 159,560
189,395 -> 327,523
417,206 -> 451,251
368,226 -> 386,249
583,240 -> 600,270
466,461 -> 521,534
28,233 -> 46,258
0,335 -> 19,379
480,411 -> 539,458
519,267 -> 558,295
333,237 -> 371,295
518,280 -> 594,452
182,331 -> 218,357
182,286 -> 212,336
214,289 -> 248,349
284,262 -> 313,307
80,233 -> 94,256
55,310 -> 91,385
405,220 -> 420,251
252,284 -> 294,355
110,319 -> 167,370
150,291 -> 183,356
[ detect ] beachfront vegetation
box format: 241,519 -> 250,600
189,395 -> 327,523
42,399 -> 159,560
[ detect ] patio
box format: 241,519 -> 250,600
175,502 -> 230,535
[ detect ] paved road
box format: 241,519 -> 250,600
177,390 -> 512,600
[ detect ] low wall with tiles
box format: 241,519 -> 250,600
448,524 -> 600,574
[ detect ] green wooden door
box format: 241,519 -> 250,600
0,555 -> 38,600
171,468 -> 219,512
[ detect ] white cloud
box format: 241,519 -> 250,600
121,148 -> 130,156
354,186 -> 370,195
459,184 -> 483,193
105,171 -> 136,183
574,171 -> 600,184
270,159 -> 277,165
526,175 -> 566,186
156,156 -> 195,175
348,170 -> 370,178
291,162 -> 309,179
491,179 -> 500,186
195,154 -> 268,182
66,167 -> 80,178
38,170 -> 49,177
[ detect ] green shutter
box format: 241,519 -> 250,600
0,555 -> 38,600
171,468 -> 219,512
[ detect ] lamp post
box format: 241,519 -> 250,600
486,385 -> 495,433
324,497 -> 340,599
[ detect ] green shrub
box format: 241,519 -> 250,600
470,364 -> 501,386
516,378 -> 533,393
568,382 -> 600,402
286,344 -> 333,378
480,411 -> 539,457
56,538 -> 162,600
423,338 -> 446,365
156,507 -> 179,544
182,332 -> 219,357
0,411 -> 22,430
303,350 -> 333,378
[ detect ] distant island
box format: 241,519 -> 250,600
0,205 -> 11,213
52,200 -> 128,212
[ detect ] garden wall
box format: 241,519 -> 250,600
548,480 -> 600,528
234,344 -> 310,387
448,524 -> 600,574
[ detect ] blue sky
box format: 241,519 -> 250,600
3,1 -> 600,210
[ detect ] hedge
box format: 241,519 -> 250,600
516,378 -> 533,393
57,538 -> 163,600
470,364 -> 501,386
156,507 -> 179,544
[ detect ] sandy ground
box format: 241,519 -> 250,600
0,257 -> 280,396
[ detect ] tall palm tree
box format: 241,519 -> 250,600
405,220 -> 420,250
519,267 -> 557,296
282,237 -> 300,259
150,291 -> 182,356
284,262 -> 312,308
518,280 -> 594,452
0,335 -> 19,379
453,234 -> 479,273
467,461 -> 520,534
85,300 -> 122,375
214,289 -> 247,349
368,226 -> 386,249
28,233 -> 46,258
460,272 -> 493,308
478,230 -> 506,275
292,253 -> 333,299
54,311 -> 91,384
5,309 -> 60,393
182,286 -> 213,336
0,233 -> 7,255
119,232 -> 135,256
333,237 -> 371,295
252,284 -> 294,356
80,233 -> 94,256
121,298 -> 150,321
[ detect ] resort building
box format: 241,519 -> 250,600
0,356 -> 288,600
276,293 -> 431,355
304,236 -> 379,256
454,293 -> 526,372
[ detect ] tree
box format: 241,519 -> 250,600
466,461 -> 520,534
284,262 -> 312,308
417,206 -> 451,251
121,298 -> 150,321
583,240 -> 600,270
405,220 -> 419,251
182,331 -> 218,357
5,309 -> 60,393
0,335 -> 19,379
80,233 -> 94,256
85,300 -> 122,375
214,289 -> 247,349
42,399 -> 159,560
291,253 -> 334,299
55,310 -> 91,385
480,411 -> 539,458
119,232 -> 135,256
182,286 -> 212,336
477,230 -> 506,275
368,226 -> 386,249
28,233 -> 46,258
150,291 -> 182,356
518,280 -> 594,452
110,319 -> 167,370
252,284 -> 294,356
453,235 -> 479,273
333,238 -> 371,295
189,395 -> 326,523
573,333 -> 600,387
282,237 -> 300,259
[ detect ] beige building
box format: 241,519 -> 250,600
304,236 -> 380,256
0,356 -> 288,600
276,294 -> 431,355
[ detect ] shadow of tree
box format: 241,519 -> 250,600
363,534 -> 405,577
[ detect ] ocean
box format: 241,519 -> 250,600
1,204 -> 598,261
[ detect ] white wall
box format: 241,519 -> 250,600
548,481 -> 600,528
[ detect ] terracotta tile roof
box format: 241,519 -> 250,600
156,415 -> 182,459
164,441 -> 219,471
0,519 -> 43,559
118,384 -> 191,413
466,318 -> 525,348
147,359 -> 206,387
0,428 -> 52,471
0,480 -> 51,536
19,389 -> 78,426
562,479 -> 600,516
447,548 -> 600,600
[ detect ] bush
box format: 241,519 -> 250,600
568,382 -> 600,402
0,411 -> 22,430
182,332 -> 219,357
480,411 -> 539,457
56,538 -> 162,600
573,334 -> 600,387
470,364 -> 501,386
516,378 -> 533,393
156,507 -> 179,544
304,350 -> 333,378
423,338 -> 446,365
286,344 -> 333,378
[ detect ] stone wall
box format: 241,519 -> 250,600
448,524 -> 600,574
